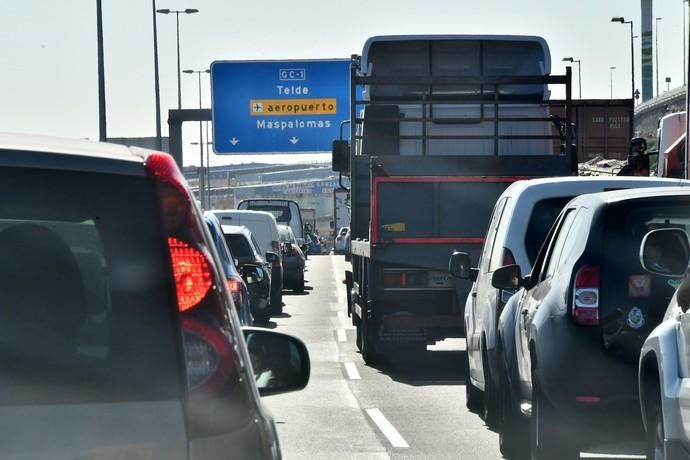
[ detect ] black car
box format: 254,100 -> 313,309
491,188 -> 690,459
204,212 -> 253,325
221,224 -> 276,324
0,134 -> 309,458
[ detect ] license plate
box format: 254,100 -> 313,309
428,272 -> 452,288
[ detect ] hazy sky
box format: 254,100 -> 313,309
0,0 -> 685,166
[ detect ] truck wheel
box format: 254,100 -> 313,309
498,353 -> 528,459
360,311 -> 379,365
530,375 -> 579,460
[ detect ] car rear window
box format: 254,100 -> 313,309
524,197 -> 573,265
245,205 -> 291,224
225,234 -> 254,258
0,166 -> 181,405
601,197 -> 690,328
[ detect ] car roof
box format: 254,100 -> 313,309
221,224 -> 253,237
502,176 -> 690,198
0,132 -> 143,164
215,209 -> 279,223
570,186 -> 690,208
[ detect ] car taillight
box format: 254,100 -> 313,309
139,151 -> 241,437
272,240 -> 281,267
287,244 -> 301,256
502,248 -> 516,266
573,265 -> 600,326
181,317 -> 233,392
227,277 -> 242,305
336,236 -> 342,241
168,237 -> 213,312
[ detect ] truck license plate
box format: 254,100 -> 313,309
428,272 -> 452,288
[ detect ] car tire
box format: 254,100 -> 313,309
482,344 -> 499,429
270,290 -> 283,316
295,275 -> 305,293
253,309 -> 271,324
645,387 -> 665,460
464,352 -> 483,413
499,352 -> 528,459
530,374 -> 579,460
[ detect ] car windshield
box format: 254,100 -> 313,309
0,166 -> 181,405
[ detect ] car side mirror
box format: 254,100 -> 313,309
243,328 -> 310,397
492,264 -> 523,290
640,228 -> 690,277
332,139 -> 350,173
448,251 -> 478,281
265,251 -> 278,264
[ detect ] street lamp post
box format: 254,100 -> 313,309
666,76 -> 672,92
96,0 -> 107,141
610,66 -> 616,98
152,0 -> 162,150
562,57 -> 582,99
156,8 -> 198,110
184,69 -> 210,208
612,17 -> 635,101
192,138 -> 213,206
681,0 -> 688,85
656,17 -> 663,96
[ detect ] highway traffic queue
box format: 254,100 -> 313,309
333,34 -> 690,460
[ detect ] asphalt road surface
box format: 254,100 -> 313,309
263,254 -> 646,460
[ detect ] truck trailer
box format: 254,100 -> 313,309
334,35 -> 577,364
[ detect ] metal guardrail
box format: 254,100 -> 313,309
635,85 -> 686,116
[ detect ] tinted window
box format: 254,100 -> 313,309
601,198 -> 690,322
524,197 -> 573,265
542,209 -> 578,279
0,166 -> 181,405
484,197 -> 509,272
245,205 -> 291,224
225,234 -> 254,258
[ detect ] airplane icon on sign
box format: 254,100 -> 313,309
252,102 -> 264,113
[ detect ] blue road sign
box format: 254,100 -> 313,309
211,59 -> 350,154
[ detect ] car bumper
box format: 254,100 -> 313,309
536,317 -> 643,438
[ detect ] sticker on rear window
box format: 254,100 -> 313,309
628,275 -> 651,297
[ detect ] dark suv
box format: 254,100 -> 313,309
0,134 -> 310,458
492,188 -> 690,459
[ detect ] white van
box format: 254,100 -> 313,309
237,199 -> 304,240
213,210 -> 283,314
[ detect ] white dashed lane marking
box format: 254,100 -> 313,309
365,408 -> 410,448
344,362 -> 361,380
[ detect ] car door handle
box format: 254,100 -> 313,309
471,292 -> 477,298
521,309 -> 528,316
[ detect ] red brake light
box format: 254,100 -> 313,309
168,237 -> 212,312
145,152 -> 192,231
502,248 -> 516,266
573,265 -> 600,326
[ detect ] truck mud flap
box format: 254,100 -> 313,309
345,270 -> 353,317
